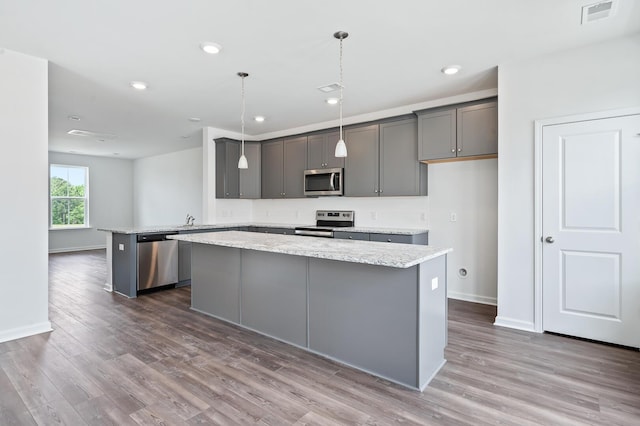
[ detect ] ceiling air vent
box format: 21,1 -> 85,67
67,129 -> 117,140
317,83 -> 343,93
581,1 -> 616,24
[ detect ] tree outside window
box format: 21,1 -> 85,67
50,165 -> 89,228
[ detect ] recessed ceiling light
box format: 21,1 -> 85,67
441,65 -> 461,75
188,117 -> 201,122
326,98 -> 339,105
254,116 -> 265,122
130,81 -> 147,90
67,115 -> 81,121
200,42 -> 222,54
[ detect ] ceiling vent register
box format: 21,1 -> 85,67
581,1 -> 616,24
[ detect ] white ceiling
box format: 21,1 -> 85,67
1,0 -> 639,159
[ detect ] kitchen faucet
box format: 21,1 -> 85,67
185,213 -> 195,226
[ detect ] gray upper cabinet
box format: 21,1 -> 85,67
307,131 -> 344,169
216,139 -> 261,199
344,124 -> 380,197
239,142 -> 261,198
417,99 -> 497,161
261,137 -> 307,198
379,118 -> 426,196
283,136 -> 307,198
261,140 -> 284,199
456,101 -> 498,157
216,139 -> 240,198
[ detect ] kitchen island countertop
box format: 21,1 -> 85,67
169,231 -> 449,269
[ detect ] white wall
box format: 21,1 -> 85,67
497,34 -> 640,331
0,48 -> 51,342
134,147 -> 203,226
428,159 -> 498,305
48,152 -> 134,252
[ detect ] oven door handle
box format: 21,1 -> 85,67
330,173 -> 335,191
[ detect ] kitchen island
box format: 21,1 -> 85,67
168,231 -> 450,391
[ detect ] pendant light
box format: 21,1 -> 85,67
237,72 -> 249,169
334,31 -> 348,158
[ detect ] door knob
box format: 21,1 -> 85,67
545,236 -> 554,243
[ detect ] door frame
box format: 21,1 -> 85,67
533,106 -> 640,333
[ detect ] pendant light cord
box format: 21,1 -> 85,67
241,75 -> 245,156
339,37 -> 344,142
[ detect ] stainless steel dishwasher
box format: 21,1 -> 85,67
137,232 -> 179,291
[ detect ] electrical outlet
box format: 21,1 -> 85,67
371,212 -> 377,220
420,212 -> 426,221
118,244 -> 125,251
431,277 -> 438,290
450,212 -> 457,222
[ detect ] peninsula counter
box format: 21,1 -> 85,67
169,231 -> 450,391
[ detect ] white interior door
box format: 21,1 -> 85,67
542,114 -> 640,348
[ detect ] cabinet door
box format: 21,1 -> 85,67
417,109 -> 456,161
379,118 -> 422,196
307,134 -> 325,169
239,142 -> 261,198
344,125 -> 379,197
333,231 -> 370,241
283,136 -> 307,198
324,131 -> 344,169
215,140 -> 239,198
456,101 -> 497,157
261,140 -> 284,198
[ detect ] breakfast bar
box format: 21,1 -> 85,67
168,230 -> 451,391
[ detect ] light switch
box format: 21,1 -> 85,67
431,277 -> 438,290
118,244 -> 125,251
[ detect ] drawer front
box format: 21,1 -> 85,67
370,233 -> 414,244
334,231 -> 370,241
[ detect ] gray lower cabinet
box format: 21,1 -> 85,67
216,139 -> 261,199
344,124 -> 380,197
370,232 -> 429,245
178,241 -> 191,283
250,227 -> 293,235
307,130 -> 344,169
261,137 -> 307,198
417,99 -> 497,161
333,231 -> 370,241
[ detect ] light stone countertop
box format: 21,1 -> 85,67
98,223 -> 428,235
168,231 -> 450,269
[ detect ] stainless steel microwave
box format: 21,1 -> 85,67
304,168 -> 343,196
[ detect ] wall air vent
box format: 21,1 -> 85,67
67,129 -> 117,140
581,1 -> 616,24
317,83 -> 343,93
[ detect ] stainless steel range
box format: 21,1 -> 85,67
294,210 -> 355,238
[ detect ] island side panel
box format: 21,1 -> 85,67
191,244 -> 241,323
241,250 -> 308,347
418,254 -> 447,389
308,259 -> 419,388
112,233 -> 137,298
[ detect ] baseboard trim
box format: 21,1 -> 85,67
448,291 -> 496,306
49,245 -> 106,254
493,316 -> 537,333
0,321 -> 53,344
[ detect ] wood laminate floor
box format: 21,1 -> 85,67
0,250 -> 638,425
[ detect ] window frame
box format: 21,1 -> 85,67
49,164 -> 90,229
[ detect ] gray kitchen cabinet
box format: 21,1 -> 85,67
252,226 -> 294,235
178,241 -> 191,283
216,139 -> 261,199
216,139 -> 240,198
283,136 -> 307,198
261,137 -> 307,198
370,232 -> 429,245
379,118 -> 427,196
239,142 -> 261,198
417,99 -> 497,161
307,131 -> 344,169
333,231 -> 370,241
344,124 -> 380,197
261,139 -> 284,198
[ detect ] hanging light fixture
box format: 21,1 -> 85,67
237,72 -> 249,169
334,31 -> 348,158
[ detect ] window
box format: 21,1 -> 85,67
50,164 -> 89,228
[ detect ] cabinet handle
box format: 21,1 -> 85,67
239,193 -> 243,196
349,236 -> 353,239
457,148 -> 461,152
226,192 -> 229,196
451,149 -> 455,153
387,238 -> 392,242
374,189 -> 378,193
